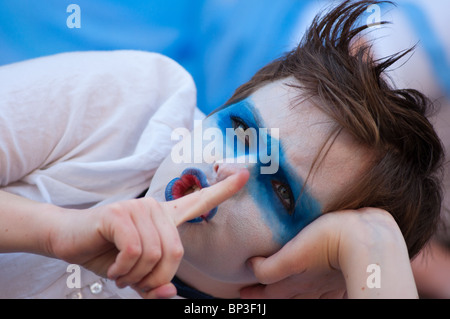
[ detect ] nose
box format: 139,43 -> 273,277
212,161 -> 252,184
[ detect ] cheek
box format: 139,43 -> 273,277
179,194 -> 281,282
222,196 -> 279,250
215,193 -> 284,275
214,194 -> 281,257
246,178 -> 287,245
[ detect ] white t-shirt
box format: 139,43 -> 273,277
0,50 -> 203,298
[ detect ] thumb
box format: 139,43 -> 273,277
247,255 -> 290,285
248,239 -> 310,285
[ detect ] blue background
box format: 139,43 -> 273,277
0,0 -> 315,114
0,0 -> 448,114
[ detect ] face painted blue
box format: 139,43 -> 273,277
205,98 -> 322,245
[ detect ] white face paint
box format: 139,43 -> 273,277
147,78 -> 374,297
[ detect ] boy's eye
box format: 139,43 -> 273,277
271,181 -> 295,216
231,116 -> 250,146
231,116 -> 249,131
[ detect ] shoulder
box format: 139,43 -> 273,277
0,50 -> 195,94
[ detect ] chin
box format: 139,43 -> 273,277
186,253 -> 257,284
179,229 -> 261,284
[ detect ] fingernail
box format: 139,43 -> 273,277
116,281 -> 128,289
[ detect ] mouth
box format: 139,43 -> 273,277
165,168 -> 218,223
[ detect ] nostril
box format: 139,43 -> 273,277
213,163 -> 219,173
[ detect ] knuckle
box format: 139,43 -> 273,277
146,247 -> 162,264
108,200 -> 142,220
108,203 -> 126,219
143,197 -> 160,211
125,243 -> 142,259
170,243 -> 184,262
144,196 -> 157,206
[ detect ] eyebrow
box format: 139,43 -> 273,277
239,99 -> 265,130
208,98 -> 264,128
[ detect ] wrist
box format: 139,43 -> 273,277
0,190 -> 66,257
40,203 -> 70,259
337,209 -> 418,298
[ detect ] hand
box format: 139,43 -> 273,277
47,169 -> 250,298
240,208 -> 418,299
240,209 -> 347,299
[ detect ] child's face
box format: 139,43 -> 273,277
147,78 -> 373,285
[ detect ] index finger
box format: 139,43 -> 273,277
161,168 -> 249,226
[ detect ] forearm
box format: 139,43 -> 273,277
339,211 -> 418,299
0,190 -> 61,256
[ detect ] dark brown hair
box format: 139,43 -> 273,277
225,0 -> 444,258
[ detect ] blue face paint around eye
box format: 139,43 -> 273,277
206,100 -> 261,160
249,155 -> 322,245
206,98 -> 322,245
